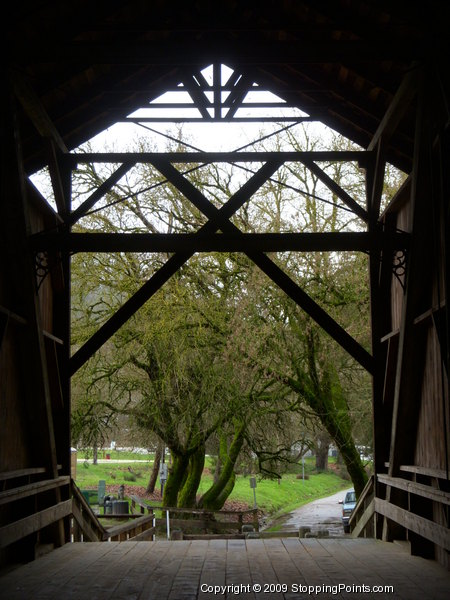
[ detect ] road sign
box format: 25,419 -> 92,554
249,477 -> 257,508
159,462 -> 168,482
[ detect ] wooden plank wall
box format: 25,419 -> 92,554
389,146 -> 449,478
371,70 -> 450,568
0,195 -> 56,470
347,66 -> 449,568
0,92 -> 70,568
416,326 -> 449,470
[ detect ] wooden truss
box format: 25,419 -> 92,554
4,59 -> 449,564
117,63 -> 315,123
29,147 -> 410,378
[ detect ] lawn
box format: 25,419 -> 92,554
74,451 -> 351,518
222,472 -> 350,517
74,457 -> 154,489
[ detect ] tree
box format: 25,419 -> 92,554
220,126 -> 373,495
70,124 -> 400,503
146,439 -> 164,494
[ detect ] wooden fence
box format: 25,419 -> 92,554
348,474 -> 375,538
0,468 -> 71,552
71,483 -> 155,542
130,496 -> 259,538
350,469 -> 450,558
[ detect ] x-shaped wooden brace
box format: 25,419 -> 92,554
70,159 -> 373,375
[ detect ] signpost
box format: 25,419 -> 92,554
250,476 -> 257,509
159,461 -> 170,539
159,462 -> 168,490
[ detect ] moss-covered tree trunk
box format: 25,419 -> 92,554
327,423 -> 367,496
287,331 -> 368,497
198,423 -> 245,510
162,452 -> 189,507
177,445 -> 205,508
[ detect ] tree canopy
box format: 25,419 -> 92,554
70,124 -> 405,504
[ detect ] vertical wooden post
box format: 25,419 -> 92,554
56,155 -> 72,543
365,137 -> 388,537
366,141 -> 387,469
252,509 -> 259,532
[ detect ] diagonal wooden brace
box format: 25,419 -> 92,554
153,159 -> 373,373
69,160 -> 281,375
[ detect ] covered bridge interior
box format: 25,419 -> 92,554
1,0 -> 449,582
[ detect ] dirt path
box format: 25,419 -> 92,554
263,487 -> 353,537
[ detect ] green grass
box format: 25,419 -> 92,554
76,463 -> 351,516
77,449 -> 155,461
199,471 -> 350,517
74,460 -> 153,488
74,453 -> 350,519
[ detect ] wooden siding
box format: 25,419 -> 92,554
415,325 -> 449,471
0,324 -> 31,472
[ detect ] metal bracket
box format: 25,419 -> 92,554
35,251 -> 51,290
392,248 -> 407,290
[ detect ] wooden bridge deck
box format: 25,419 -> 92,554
1,538 -> 449,599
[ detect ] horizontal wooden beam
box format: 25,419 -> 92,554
14,39 -> 440,64
126,102 -> 293,110
123,116 -> 314,123
0,499 -> 72,549
374,498 -> 450,551
399,465 -> 449,479
69,150 -> 371,166
377,474 -> 450,506
153,517 -> 243,531
0,476 -> 70,506
30,231 -> 410,254
0,467 -> 46,481
97,513 -> 148,519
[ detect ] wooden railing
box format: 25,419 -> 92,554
348,474 -> 375,538
71,482 -> 155,542
131,496 -> 259,537
350,468 -> 450,556
0,468 -> 71,551
376,468 -> 450,552
71,481 -> 106,541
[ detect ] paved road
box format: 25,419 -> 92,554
263,487 -> 353,537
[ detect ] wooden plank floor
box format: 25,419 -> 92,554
0,539 -> 449,599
